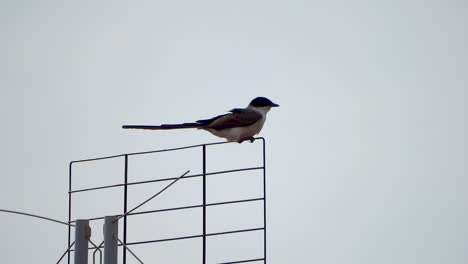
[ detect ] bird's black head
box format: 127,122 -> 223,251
250,97 -> 280,107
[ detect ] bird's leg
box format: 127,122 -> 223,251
237,137 -> 255,143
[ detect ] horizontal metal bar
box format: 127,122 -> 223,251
126,167 -> 263,186
69,183 -> 126,194
70,137 -> 264,164
69,197 -> 264,224
127,204 -> 202,216
71,226 -> 265,251
69,167 -> 264,194
218,258 -> 265,264
206,197 -> 264,208
71,215 -> 105,223
126,234 -> 203,246
69,234 -> 200,251
125,227 -> 265,246
129,197 -> 265,216
206,227 -> 265,237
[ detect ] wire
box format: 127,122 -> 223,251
0,209 -> 74,227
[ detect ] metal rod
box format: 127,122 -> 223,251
68,162 -> 73,264
262,138 -> 267,263
127,198 -> 265,217
116,236 -> 144,264
70,183 -> 127,194
126,234 -> 203,246
114,170 -> 190,222
56,241 -> 75,264
91,240 -> 104,264
123,167 -> 262,186
69,197 -> 265,224
206,227 -> 264,237
69,167 -> 263,194
123,155 -> 128,264
125,227 -> 265,246
70,138 -> 263,164
57,241 -> 75,264
202,145 -> 207,264
218,258 -> 265,264
75,219 -> 90,264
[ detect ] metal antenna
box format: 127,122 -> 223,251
67,138 -> 267,264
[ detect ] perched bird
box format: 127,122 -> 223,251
123,97 -> 279,143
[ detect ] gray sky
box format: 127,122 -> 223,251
1,0 -> 468,263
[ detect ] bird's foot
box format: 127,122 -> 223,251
238,137 -> 255,143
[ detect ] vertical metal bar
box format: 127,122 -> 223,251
68,162 -> 73,264
262,139 -> 267,263
75,219 -> 90,264
202,145 -> 207,264
123,155 -> 128,264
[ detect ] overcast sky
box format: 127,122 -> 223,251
1,1 -> 468,263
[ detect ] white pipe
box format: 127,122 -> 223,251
104,216 -> 118,264
75,219 -> 90,264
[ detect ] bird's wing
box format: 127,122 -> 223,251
196,114 -> 229,126
202,108 -> 262,129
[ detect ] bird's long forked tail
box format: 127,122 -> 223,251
122,123 -> 204,130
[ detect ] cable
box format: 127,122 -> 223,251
0,209 -> 73,227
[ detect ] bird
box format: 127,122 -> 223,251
122,97 -> 279,143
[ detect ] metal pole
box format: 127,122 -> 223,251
202,145 -> 206,264
262,139 -> 267,263
104,216 -> 119,264
123,155 -> 128,264
75,219 -> 90,264
68,163 -> 73,264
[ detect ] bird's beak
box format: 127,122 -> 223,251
271,103 -> 280,107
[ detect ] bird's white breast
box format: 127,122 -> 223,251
205,106 -> 270,142
207,119 -> 263,142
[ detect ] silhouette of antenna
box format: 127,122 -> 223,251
60,138 -> 268,264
